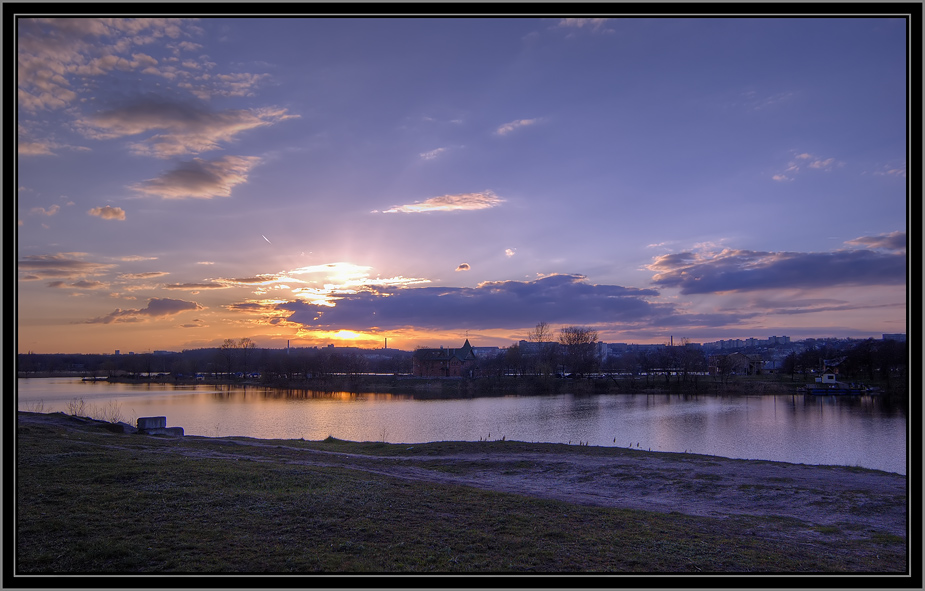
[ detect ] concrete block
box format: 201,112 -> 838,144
143,426 -> 184,437
137,416 -> 166,430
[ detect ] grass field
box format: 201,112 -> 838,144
15,412 -> 908,577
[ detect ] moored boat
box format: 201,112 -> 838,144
801,372 -> 874,395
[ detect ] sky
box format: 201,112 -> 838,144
16,15 -> 910,354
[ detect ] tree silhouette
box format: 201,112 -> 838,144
558,326 -> 599,377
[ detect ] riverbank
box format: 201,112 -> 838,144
16,411 -> 907,576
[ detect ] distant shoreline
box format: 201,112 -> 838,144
17,371 -> 829,396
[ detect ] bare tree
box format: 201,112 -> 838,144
221,338 -> 237,378
558,326 -> 599,377
239,337 -> 256,377
528,321 -> 557,378
528,321 -> 553,344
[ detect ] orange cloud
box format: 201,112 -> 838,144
88,205 -> 126,220
381,191 -> 503,213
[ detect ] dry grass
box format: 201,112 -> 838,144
15,412 -> 907,577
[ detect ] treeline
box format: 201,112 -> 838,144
17,335 -> 907,394
17,343 -> 413,382
780,338 -> 908,390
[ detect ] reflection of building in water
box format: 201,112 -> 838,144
412,339 -> 477,377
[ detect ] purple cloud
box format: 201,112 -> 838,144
845,231 -> 906,252
278,274 -> 666,331
649,245 -> 906,295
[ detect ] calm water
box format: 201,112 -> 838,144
16,378 -> 908,475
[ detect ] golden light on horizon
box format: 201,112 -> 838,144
333,330 -> 361,340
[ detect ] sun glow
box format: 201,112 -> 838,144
333,330 -> 361,340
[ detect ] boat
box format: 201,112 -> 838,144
800,372 -> 874,395
81,376 -> 109,382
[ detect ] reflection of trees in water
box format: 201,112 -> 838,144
799,392 -> 907,417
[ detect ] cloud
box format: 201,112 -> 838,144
31,205 -> 60,216
18,253 -> 115,280
18,140 -> 57,156
277,274 -> 665,332
873,165 -> 906,178
808,158 -> 836,169
130,155 -> 260,199
420,147 -> 447,160
737,89 -> 795,111
88,205 -> 126,220
48,279 -> 107,289
495,118 -> 538,136
18,126 -> 93,156
556,18 -> 615,34
740,296 -> 904,317
218,275 -> 282,286
226,302 -> 278,313
85,297 -> 202,324
179,72 -> 270,101
505,249 -> 516,257
118,271 -> 170,279
17,18 -> 192,112
455,263 -> 471,272
773,151 -> 842,180
648,241 -> 906,294
845,231 -> 906,252
77,98 -> 296,158
381,190 -> 504,213
120,255 -> 158,261
163,282 -> 228,290
72,280 -> 107,289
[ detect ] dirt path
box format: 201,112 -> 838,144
19,412 -> 907,543
196,438 -> 907,541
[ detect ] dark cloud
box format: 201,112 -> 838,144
226,302 -> 276,312
85,297 -> 202,324
455,263 -> 471,272
278,274 -> 666,331
130,155 -> 260,199
78,96 -> 295,158
18,253 -> 115,280
649,247 -> 906,294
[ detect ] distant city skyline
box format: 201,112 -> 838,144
17,14 -> 909,354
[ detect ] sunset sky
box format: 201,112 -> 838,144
16,15 -> 909,354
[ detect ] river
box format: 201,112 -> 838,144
16,378 -> 908,475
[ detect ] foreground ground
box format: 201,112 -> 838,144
15,411 -> 908,576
